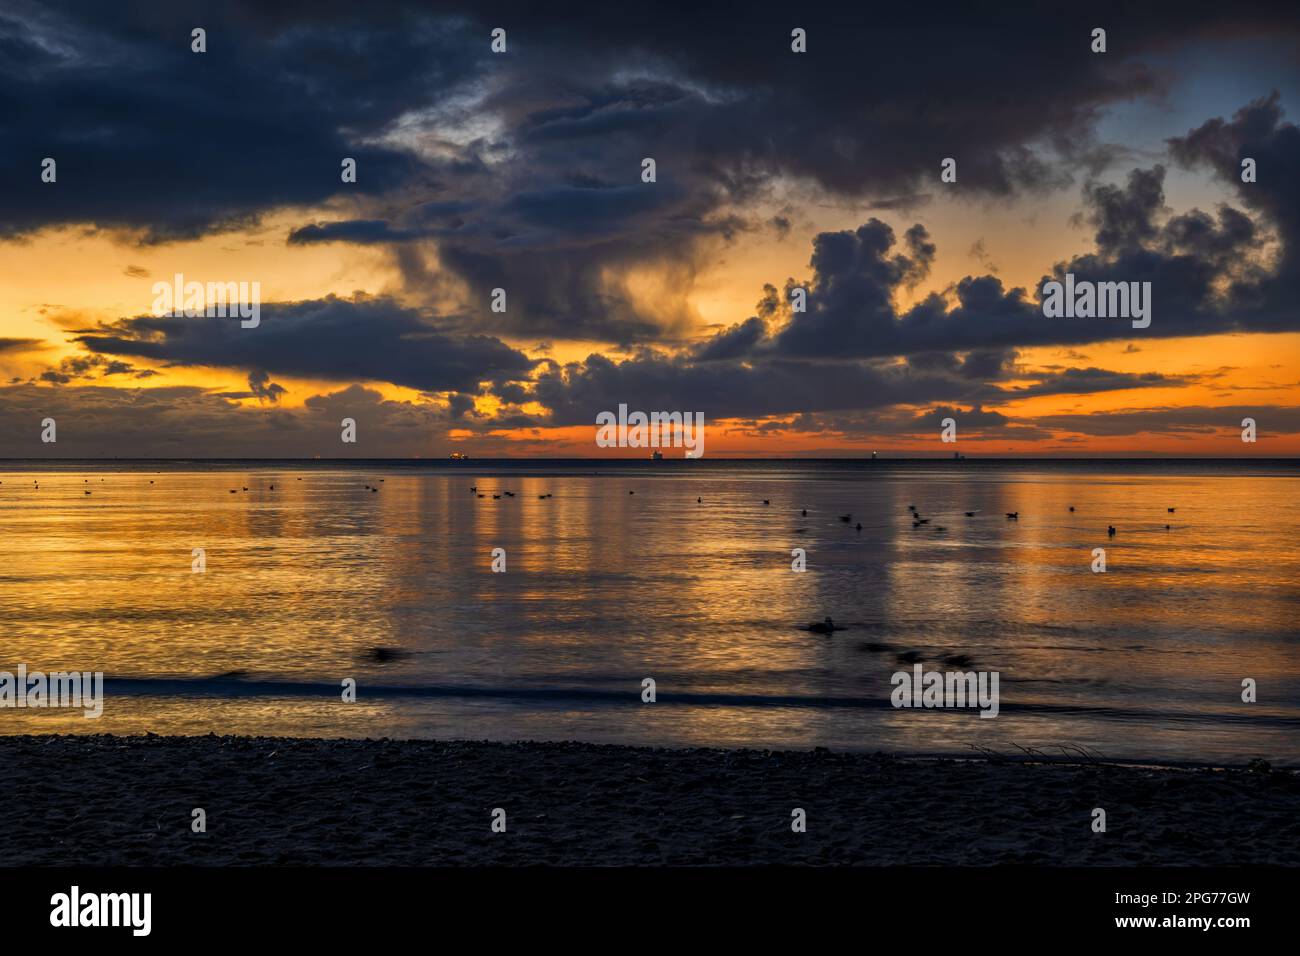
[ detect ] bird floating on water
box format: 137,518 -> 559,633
1108,525 -> 1116,536
839,514 -> 851,522
806,616 -> 844,634
964,511 -> 977,517
1006,512 -> 1019,519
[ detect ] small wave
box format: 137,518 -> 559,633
99,675 -> 1300,727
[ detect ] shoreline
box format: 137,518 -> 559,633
6,734 -> 1298,866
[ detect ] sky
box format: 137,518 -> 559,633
1,0 -> 1298,457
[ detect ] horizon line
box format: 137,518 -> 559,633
2,456 -> 1296,463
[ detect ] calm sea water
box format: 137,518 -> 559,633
2,459 -> 1298,765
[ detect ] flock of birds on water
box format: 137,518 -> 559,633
7,473 -> 1182,642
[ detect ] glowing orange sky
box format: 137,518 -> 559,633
2,173 -> 1297,457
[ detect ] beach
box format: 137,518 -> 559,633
7,734 -> 1298,866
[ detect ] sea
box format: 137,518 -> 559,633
2,459 -> 1297,766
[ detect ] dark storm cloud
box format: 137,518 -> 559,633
247,369 -> 286,404
987,367 -> 1191,399
0,337 -> 45,353
1169,91 -> 1300,309
0,380 -> 459,457
729,406 -> 1057,443
524,350 -> 974,426
916,405 -> 1010,429
694,317 -> 767,361
5,0 -> 1296,347
711,145 -> 1296,364
1033,405 -> 1300,437
34,352 -> 148,383
0,1 -> 465,242
75,295 -> 535,393
499,345 -> 1192,431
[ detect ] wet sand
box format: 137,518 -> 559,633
5,735 -> 1297,866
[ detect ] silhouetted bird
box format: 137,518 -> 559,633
763,499 -> 770,505
1006,512 -> 1019,519
1167,507 -> 1176,513
807,617 -> 841,634
801,509 -> 807,516
629,490 -> 635,495
1108,525 -> 1116,536
839,514 -> 851,522
964,511 -> 977,517
1068,506 -> 1075,512
697,497 -> 702,503
855,523 -> 862,530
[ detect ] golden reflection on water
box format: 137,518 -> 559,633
1,464 -> 1297,764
